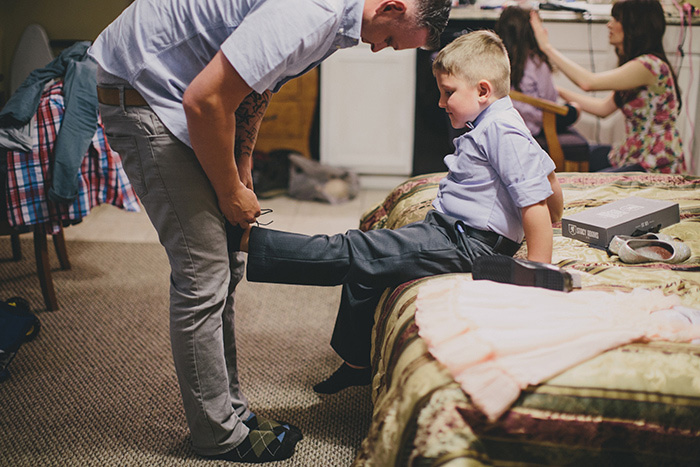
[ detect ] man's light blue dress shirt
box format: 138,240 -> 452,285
90,0 -> 362,146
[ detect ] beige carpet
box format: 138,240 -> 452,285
0,238 -> 372,466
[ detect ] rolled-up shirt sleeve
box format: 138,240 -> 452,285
221,0 -> 338,93
487,122 -> 554,208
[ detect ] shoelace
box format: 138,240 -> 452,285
256,208 -> 274,226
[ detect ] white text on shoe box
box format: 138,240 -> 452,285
561,197 -> 680,248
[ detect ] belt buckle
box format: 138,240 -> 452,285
492,235 -> 504,253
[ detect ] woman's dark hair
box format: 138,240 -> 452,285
495,6 -> 551,92
611,0 -> 681,109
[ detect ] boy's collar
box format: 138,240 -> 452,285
468,96 -> 512,129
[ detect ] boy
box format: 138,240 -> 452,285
228,30 -> 563,393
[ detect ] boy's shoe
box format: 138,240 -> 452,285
313,363 -> 371,394
472,255 -> 574,292
225,209 -> 274,252
226,221 -> 245,252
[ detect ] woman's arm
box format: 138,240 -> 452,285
530,11 -> 656,92
522,200 -> 554,263
557,86 -> 618,118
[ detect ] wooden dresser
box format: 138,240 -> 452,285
254,67 -> 318,158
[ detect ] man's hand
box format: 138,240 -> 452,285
221,181 -> 261,227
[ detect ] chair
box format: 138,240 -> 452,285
0,220 -> 70,312
1,24 -> 70,311
9,24 -> 54,94
509,90 -> 589,173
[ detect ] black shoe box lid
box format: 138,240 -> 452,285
561,196 -> 680,248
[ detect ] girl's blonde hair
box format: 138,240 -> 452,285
432,30 -> 511,98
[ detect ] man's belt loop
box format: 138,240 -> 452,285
97,86 -> 149,107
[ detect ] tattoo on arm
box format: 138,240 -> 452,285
234,90 -> 272,160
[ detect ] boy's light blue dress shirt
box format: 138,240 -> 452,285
89,0 -> 362,147
433,97 -> 556,244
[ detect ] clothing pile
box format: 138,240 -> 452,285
415,276 -> 700,421
0,42 -> 139,234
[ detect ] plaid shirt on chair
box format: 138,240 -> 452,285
4,80 -> 140,235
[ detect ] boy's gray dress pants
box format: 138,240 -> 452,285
247,210 -> 520,367
97,70 -> 249,456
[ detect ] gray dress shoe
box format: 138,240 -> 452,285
617,238 -> 691,264
608,233 -> 675,256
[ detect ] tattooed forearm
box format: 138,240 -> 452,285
234,90 -> 272,160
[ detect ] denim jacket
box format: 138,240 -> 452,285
0,41 -> 98,203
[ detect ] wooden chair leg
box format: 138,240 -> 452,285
10,233 -> 22,261
564,160 -> 590,173
33,225 -> 58,311
53,229 -> 71,270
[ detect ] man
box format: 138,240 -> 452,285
89,0 -> 451,463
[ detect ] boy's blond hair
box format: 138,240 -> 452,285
432,30 -> 511,98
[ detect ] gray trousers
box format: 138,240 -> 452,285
247,210 -> 520,366
97,70 -> 249,455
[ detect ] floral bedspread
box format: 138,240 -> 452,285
353,172 -> 700,467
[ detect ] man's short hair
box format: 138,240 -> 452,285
432,30 -> 511,97
415,0 -> 452,50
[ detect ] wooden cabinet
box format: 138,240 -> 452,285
255,67 -> 318,158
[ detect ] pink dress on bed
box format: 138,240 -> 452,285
415,278 -> 700,421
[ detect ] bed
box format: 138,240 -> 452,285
353,171 -> 700,466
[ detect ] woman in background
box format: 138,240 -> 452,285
530,0 -> 686,173
495,6 -> 578,136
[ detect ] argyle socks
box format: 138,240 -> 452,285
313,363 -> 372,394
208,427 -> 296,463
245,413 -> 303,444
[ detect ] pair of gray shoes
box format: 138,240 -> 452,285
608,233 -> 691,264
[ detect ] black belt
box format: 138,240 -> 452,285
97,86 -> 149,106
456,221 -> 521,256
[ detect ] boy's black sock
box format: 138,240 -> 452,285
225,220 -> 245,252
207,428 -> 296,463
313,363 -> 371,394
244,413 -> 303,443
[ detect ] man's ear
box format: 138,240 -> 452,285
376,0 -> 408,15
477,80 -> 492,102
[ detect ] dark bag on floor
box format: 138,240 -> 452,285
252,149 -> 292,199
288,153 -> 359,204
0,297 -> 40,382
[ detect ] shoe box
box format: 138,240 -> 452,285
561,197 -> 680,248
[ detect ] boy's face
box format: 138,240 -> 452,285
435,72 -> 482,129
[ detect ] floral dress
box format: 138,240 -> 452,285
608,54 -> 686,173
